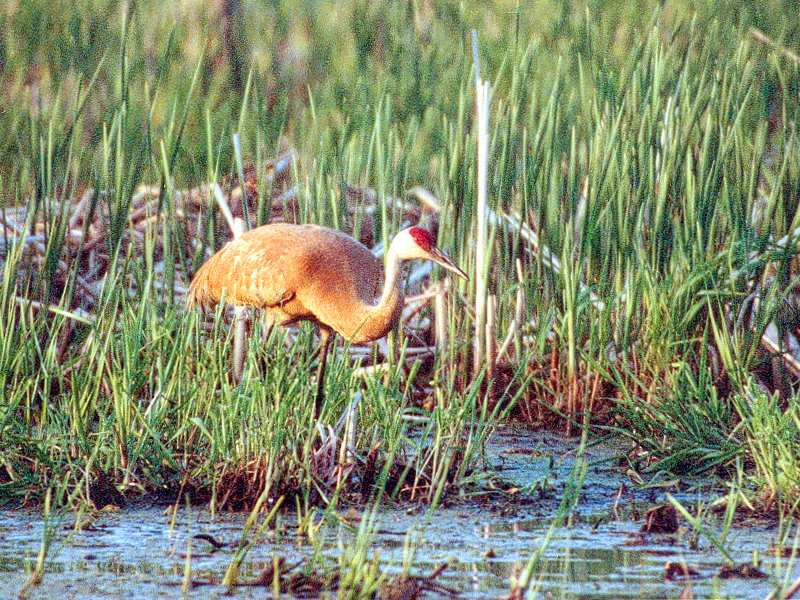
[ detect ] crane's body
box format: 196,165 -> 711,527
189,223 -> 402,343
188,222 -> 467,417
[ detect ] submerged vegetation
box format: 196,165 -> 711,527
1,0 -> 800,577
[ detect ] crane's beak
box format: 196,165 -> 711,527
429,247 -> 469,281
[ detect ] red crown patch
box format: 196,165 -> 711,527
409,227 -> 434,251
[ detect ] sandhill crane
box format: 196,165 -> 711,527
188,223 -> 468,417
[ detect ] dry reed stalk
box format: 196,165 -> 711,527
472,30 -> 491,377
502,210 -> 603,310
750,28 -> 800,65
68,188 -> 95,229
352,363 -> 392,378
434,285 -> 447,351
486,294 -> 497,381
722,212 -> 800,377
209,175 -> 248,380
407,186 -> 442,213
230,217 -> 248,381
211,183 -> 237,234
764,573 -> 800,599
13,296 -> 93,324
497,260 -> 526,361
759,327 -> 800,378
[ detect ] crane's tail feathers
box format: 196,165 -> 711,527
187,256 -> 221,311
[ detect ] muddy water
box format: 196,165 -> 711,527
0,427 -> 797,599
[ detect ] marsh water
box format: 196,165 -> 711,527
1,427 -> 797,599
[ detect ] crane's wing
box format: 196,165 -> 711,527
187,235 -> 296,310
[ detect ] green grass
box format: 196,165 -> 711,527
0,0 -> 799,523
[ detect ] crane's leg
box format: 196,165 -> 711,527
260,316 -> 275,345
232,306 -> 248,382
313,328 -> 333,419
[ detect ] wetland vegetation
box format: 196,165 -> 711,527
1,0 -> 799,597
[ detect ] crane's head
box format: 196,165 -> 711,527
392,226 -> 469,280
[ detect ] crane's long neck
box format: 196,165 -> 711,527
379,246 -> 403,307
350,245 -> 404,343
